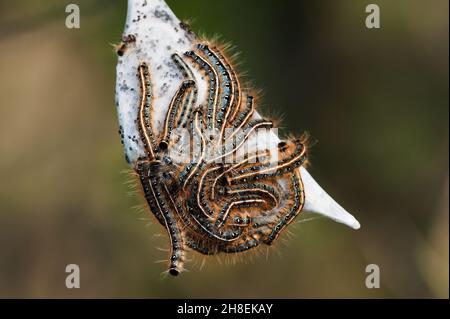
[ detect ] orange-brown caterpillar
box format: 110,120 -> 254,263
115,34 -> 136,56
135,42 -> 308,276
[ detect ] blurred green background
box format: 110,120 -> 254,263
0,0 -> 448,298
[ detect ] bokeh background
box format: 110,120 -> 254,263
0,0 -> 448,298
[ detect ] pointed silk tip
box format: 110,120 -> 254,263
300,167 -> 361,230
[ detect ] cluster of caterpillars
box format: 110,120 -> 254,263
134,42 -> 308,276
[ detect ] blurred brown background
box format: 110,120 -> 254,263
0,0 -> 448,298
